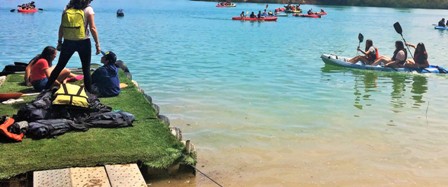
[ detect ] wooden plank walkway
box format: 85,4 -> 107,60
33,164 -> 146,187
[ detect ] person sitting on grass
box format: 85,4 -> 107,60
91,51 -> 120,97
25,46 -> 82,91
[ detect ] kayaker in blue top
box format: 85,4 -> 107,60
348,39 -> 377,65
262,9 -> 268,17
371,41 -> 407,68
307,9 -> 313,15
250,12 -> 256,18
404,42 -> 429,68
91,51 -> 120,97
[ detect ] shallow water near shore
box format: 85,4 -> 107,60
2,1 -> 448,186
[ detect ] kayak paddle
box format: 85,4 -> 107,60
357,33 -> 364,55
393,22 -> 414,59
358,33 -> 364,47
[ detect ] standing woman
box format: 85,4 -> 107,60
45,0 -> 100,92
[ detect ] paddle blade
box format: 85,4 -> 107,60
358,33 -> 364,43
393,22 -> 402,34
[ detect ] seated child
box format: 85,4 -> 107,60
91,51 -> 120,97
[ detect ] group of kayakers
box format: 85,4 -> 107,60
285,3 -> 301,12
348,39 -> 429,69
240,9 -> 274,19
307,8 -> 326,15
438,18 -> 448,27
218,2 -> 233,6
18,1 -> 35,10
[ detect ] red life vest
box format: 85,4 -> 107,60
0,117 -> 24,142
375,47 -> 379,59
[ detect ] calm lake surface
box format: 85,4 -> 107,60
2,0 -> 448,186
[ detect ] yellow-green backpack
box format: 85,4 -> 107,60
61,8 -> 85,40
52,83 -> 89,108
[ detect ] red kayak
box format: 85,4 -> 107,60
17,7 -> 37,13
316,11 -> 327,16
294,14 -> 321,18
232,16 -> 277,21
0,92 -> 23,101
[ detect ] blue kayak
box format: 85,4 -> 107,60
435,26 -> 448,30
321,54 -> 448,74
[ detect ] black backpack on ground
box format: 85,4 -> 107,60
27,119 -> 88,139
84,111 -> 135,128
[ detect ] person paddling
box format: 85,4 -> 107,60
404,42 -> 429,68
240,11 -> 245,18
348,39 -> 378,65
371,41 -> 407,68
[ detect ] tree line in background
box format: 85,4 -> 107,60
200,0 -> 448,9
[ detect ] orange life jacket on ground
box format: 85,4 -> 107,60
0,117 -> 24,142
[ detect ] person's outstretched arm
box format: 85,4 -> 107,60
88,13 -> 101,55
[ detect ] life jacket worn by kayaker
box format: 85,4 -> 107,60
61,8 -> 85,40
52,83 -> 89,108
375,47 -> 379,60
366,46 -> 378,62
0,117 -> 24,142
392,49 -> 407,65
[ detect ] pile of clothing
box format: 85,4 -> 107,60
0,83 -> 135,142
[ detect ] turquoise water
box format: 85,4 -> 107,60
2,1 -> 448,186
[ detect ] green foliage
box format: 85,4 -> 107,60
0,71 -> 191,179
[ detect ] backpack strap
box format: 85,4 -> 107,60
62,84 -> 74,105
62,83 -> 69,94
77,85 -> 84,96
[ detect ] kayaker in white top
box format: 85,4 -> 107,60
348,39 -> 378,65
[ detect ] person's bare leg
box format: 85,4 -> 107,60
348,56 -> 361,63
57,68 -> 72,83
